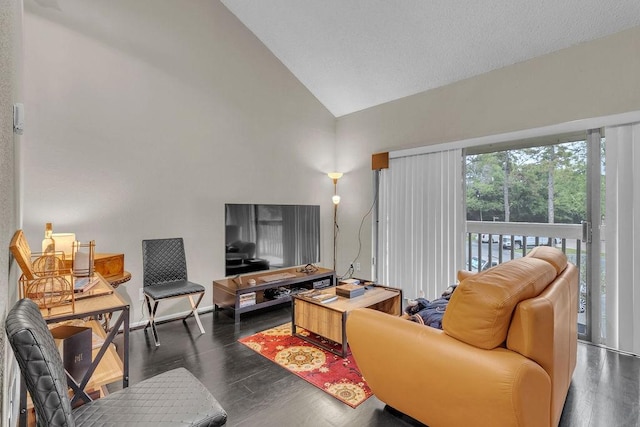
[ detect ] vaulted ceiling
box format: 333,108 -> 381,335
221,1 -> 640,117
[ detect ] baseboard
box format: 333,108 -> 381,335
578,339 -> 640,359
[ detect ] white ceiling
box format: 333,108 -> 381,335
221,0 -> 640,117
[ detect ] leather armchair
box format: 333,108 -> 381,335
6,298 -> 227,426
346,246 -> 578,427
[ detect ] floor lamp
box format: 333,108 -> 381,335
328,172 -> 343,272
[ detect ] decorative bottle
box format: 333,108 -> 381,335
41,222 -> 56,273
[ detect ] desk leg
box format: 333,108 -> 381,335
341,312 -> 348,358
19,373 -> 27,427
123,305 -> 129,387
291,299 -> 297,336
69,308 -> 128,406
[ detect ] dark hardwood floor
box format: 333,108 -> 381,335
110,307 -> 640,427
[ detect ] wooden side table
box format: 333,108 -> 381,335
104,271 -> 131,288
292,285 -> 402,357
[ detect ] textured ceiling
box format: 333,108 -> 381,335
221,0 -> 640,117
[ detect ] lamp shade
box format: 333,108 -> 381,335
328,172 -> 343,181
332,195 -> 341,205
51,233 -> 76,257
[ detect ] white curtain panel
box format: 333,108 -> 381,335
377,149 -> 465,301
604,122 -> 640,353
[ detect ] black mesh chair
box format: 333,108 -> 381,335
5,298 -> 227,426
142,237 -> 206,346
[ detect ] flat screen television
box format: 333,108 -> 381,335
225,204 -> 320,276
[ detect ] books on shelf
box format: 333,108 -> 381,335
73,276 -> 100,293
239,292 -> 256,308
299,289 -> 338,304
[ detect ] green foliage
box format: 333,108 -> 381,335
466,141 -> 587,223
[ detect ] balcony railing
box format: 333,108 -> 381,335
465,221 -> 583,270
465,221 -> 587,330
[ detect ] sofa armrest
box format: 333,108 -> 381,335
346,308 -> 551,427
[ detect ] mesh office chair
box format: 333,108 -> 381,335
142,237 -> 206,346
5,298 -> 227,426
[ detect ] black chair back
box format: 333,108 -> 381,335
5,298 -> 75,427
142,238 -> 188,287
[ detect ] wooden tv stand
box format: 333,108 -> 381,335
212,266 -> 336,323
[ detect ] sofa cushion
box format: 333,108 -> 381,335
443,257 -> 557,349
526,245 -> 568,275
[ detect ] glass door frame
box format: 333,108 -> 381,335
584,128 -> 602,343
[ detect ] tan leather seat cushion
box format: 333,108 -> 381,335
443,257 -> 557,349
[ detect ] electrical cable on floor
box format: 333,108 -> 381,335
139,297 -> 148,323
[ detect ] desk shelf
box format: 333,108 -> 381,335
83,319 -> 123,388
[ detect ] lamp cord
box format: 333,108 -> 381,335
340,181 -> 379,279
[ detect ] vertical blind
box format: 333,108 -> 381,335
604,122 -> 640,353
377,149 -> 465,300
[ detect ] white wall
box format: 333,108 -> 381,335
1,0 -> 22,423
18,1 -> 640,313
22,0 -> 337,322
336,26 -> 640,282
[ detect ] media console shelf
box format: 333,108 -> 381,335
213,266 -> 336,323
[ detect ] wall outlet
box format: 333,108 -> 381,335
356,262 -> 361,271
139,288 -> 144,301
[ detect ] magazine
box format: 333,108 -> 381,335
74,276 -> 100,293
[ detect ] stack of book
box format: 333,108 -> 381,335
336,283 -> 365,298
299,289 -> 338,304
239,292 -> 256,308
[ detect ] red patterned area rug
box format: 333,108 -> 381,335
238,323 -> 372,408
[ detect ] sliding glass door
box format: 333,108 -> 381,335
465,130 -> 604,342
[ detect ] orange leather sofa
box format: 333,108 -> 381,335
346,246 -> 578,427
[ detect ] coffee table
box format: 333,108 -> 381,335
292,285 -> 402,357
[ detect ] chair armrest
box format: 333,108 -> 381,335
346,308 -> 551,427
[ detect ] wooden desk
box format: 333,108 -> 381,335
19,273 -> 130,427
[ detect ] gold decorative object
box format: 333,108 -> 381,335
10,229 -> 75,313
21,275 -> 74,310
32,254 -> 66,276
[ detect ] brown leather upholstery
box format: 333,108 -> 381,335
508,248 -> 577,427
346,246 -> 577,427
444,257 -> 557,349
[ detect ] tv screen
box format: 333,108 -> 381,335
225,204 -> 320,276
